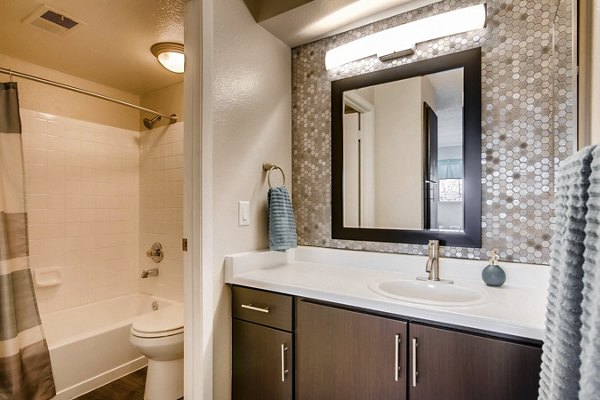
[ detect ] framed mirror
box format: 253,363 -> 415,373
331,48 -> 481,247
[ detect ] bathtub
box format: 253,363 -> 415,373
41,294 -> 180,400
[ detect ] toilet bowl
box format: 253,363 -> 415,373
130,303 -> 184,400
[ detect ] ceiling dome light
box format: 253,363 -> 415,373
151,42 -> 184,74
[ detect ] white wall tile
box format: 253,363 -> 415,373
21,109 -> 183,312
138,122 -> 184,302
21,110 -> 140,313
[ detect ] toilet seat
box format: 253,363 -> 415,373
131,303 -> 184,339
131,326 -> 184,338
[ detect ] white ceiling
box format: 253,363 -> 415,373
257,0 -> 441,48
0,0 -> 184,95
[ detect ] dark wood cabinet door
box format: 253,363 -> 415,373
296,300 -> 407,400
232,319 -> 292,400
409,323 -> 542,400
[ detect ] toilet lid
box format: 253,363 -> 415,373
131,303 -> 183,337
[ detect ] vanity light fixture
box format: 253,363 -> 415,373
151,42 -> 185,73
325,3 -> 486,70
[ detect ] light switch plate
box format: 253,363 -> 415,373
238,201 -> 250,226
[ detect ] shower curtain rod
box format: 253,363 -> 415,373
0,67 -> 178,124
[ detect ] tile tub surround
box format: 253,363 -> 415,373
21,110 -> 140,313
225,246 -> 549,340
291,0 -> 575,264
138,122 -> 184,302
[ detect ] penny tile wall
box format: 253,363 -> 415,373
291,0 -> 575,264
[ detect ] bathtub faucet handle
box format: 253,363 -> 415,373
141,268 -> 159,279
146,242 -> 164,263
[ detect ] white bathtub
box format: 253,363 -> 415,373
41,294 -> 180,400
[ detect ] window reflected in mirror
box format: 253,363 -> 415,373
342,68 -> 464,232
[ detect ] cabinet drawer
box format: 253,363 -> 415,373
232,286 -> 293,331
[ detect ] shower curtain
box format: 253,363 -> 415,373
0,82 -> 55,400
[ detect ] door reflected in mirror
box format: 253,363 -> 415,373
342,68 -> 464,232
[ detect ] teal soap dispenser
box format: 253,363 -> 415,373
482,249 -> 506,287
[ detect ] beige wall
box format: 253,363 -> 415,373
211,0 -> 292,398
591,0 -> 600,144
0,53 -> 140,131
140,82 -> 184,131
374,77 -> 424,229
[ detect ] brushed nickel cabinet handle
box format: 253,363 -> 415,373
394,334 -> 401,381
241,304 -> 270,313
412,338 -> 419,388
281,344 -> 289,382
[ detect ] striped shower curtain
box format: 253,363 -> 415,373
0,82 -> 55,399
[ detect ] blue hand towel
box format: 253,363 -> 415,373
538,146 -> 594,400
268,186 -> 297,252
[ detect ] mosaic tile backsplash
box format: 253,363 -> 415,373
291,0 -> 575,265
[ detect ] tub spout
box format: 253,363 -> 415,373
141,268 -> 159,279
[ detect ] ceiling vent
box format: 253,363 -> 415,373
23,5 -> 84,36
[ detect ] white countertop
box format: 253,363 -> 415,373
225,246 -> 549,341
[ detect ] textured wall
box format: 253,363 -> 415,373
212,0 -> 292,399
292,0 -> 575,264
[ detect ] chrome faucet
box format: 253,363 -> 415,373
426,240 -> 440,280
140,268 -> 159,278
417,240 -> 453,284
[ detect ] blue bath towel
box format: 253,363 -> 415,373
538,146 -> 594,400
578,145 -> 600,400
268,186 -> 297,252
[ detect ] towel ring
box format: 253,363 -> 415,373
262,163 -> 286,188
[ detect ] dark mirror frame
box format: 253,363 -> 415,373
331,47 -> 482,247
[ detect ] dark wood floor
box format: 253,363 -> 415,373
75,368 -> 147,400
74,367 -> 184,400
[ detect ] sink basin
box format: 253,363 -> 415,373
369,279 -> 487,307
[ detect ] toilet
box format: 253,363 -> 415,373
130,303 -> 184,400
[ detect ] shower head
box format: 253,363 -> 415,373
143,115 -> 161,129
142,114 -> 178,129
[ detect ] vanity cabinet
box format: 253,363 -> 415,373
296,300 -> 407,400
231,286 -> 543,400
409,323 -> 542,400
232,286 -> 293,400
